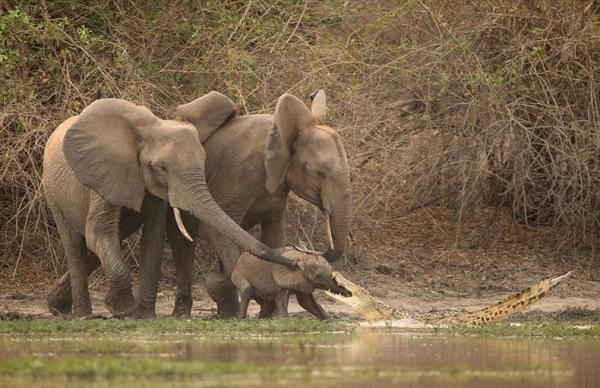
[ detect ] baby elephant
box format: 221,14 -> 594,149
231,248 -> 352,320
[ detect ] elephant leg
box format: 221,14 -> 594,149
200,224 -> 244,318
167,209 -> 199,317
85,193 -> 134,318
133,195 -> 167,319
258,300 -> 276,319
296,292 -> 330,320
48,212 -> 140,316
52,213 -> 91,318
274,288 -> 291,318
231,271 -> 252,319
238,287 -> 253,319
205,270 -> 239,319
260,208 -> 286,248
47,271 -> 72,316
47,252 -> 100,316
201,223 -> 244,275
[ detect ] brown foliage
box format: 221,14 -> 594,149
1,1 -> 598,277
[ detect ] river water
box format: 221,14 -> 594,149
0,329 -> 598,387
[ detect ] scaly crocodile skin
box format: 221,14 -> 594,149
326,271 -> 573,325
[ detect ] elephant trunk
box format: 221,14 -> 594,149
169,171 -> 297,269
323,189 -> 352,263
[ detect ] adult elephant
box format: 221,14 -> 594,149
43,96 -> 297,318
170,90 -> 352,317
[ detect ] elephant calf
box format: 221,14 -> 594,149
231,248 -> 351,320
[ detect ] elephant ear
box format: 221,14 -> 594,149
273,259 -> 315,294
310,89 -> 326,123
176,91 -> 237,143
63,98 -> 156,212
264,94 -> 317,193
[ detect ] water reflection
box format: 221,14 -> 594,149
1,330 -> 598,387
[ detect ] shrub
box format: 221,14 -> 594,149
1,1 -> 598,277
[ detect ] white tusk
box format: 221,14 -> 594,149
173,208 -> 193,242
325,212 -> 334,250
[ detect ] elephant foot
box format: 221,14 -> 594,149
216,298 -> 240,319
71,302 -> 93,319
132,305 -> 157,320
272,310 -> 288,318
76,313 -> 106,320
172,295 -> 192,318
205,271 -> 239,319
47,282 -> 73,316
104,286 -> 135,318
258,302 -> 276,319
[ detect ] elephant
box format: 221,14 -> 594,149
46,90 -> 352,318
232,248 -> 351,319
170,90 -> 353,317
42,95 -> 297,318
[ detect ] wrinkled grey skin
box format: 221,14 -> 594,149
47,90 -> 352,319
43,96 -> 296,318
172,90 -> 353,318
231,248 -> 352,320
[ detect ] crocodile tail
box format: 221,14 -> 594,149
443,271 -> 573,325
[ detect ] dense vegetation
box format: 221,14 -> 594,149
1,1 -> 598,276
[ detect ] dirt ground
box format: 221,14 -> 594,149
1,206 -> 599,321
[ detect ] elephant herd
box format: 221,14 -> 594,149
42,90 -> 352,319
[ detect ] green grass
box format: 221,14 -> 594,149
444,322 -> 600,339
1,317 -> 599,338
511,308 -> 600,325
0,317 -> 347,335
549,307 -> 600,324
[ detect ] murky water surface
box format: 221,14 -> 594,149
0,329 -> 598,387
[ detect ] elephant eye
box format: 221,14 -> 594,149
303,160 -> 326,178
150,162 -> 167,172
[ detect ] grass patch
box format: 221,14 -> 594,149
512,308 -> 600,325
1,316 -> 599,339
445,322 -> 600,339
0,317 -> 346,335
552,308 -> 600,324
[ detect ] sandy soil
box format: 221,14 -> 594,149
2,263 -> 598,322
1,206 -> 599,321
1,277 -> 598,321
